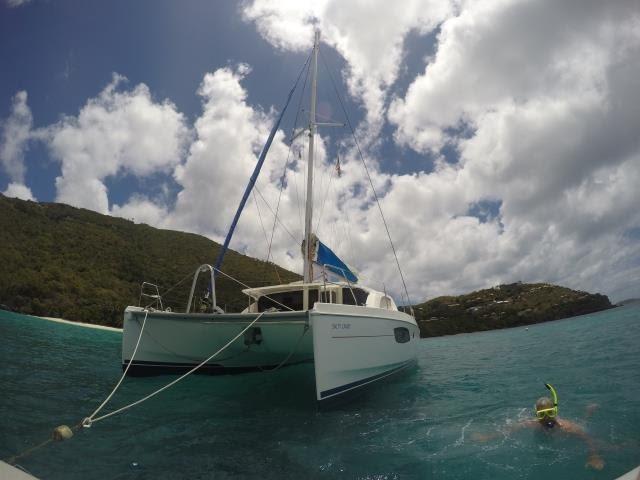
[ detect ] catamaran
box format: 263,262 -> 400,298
121,32 -> 419,402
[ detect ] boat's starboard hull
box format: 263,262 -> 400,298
311,303 -> 419,401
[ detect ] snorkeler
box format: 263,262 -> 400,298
474,384 -> 604,470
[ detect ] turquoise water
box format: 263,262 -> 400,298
1,306 -> 639,479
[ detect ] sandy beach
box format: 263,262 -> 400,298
38,315 -> 122,332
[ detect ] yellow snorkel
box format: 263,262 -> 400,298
535,383 -> 559,420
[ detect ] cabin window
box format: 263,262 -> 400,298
257,290 -> 303,312
319,289 -> 336,303
342,288 -> 369,306
394,327 -> 410,343
380,296 -> 392,309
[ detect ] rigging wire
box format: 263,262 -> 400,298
252,190 -> 269,254
313,63 -> 342,239
214,51 -> 310,273
266,53 -> 311,265
253,184 -> 299,244
252,190 -> 282,283
211,266 -> 294,312
320,49 -> 414,312
142,269 -> 199,311
342,200 -> 357,270
314,154 -> 340,235
293,148 -> 304,232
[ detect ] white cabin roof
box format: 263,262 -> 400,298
241,281 -> 398,311
242,281 -> 368,299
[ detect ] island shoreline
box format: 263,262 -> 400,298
0,309 -> 123,333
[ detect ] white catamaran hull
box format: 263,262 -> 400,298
311,303 -> 418,400
122,306 -> 313,374
122,304 -> 418,401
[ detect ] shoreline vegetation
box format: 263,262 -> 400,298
1,195 -> 613,337
411,282 -> 613,337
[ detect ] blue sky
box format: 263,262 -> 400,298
1,0 -> 432,205
1,1 -> 328,202
1,0 -> 639,303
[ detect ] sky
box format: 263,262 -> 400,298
1,0 -> 639,304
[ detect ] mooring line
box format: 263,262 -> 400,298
4,311 -> 266,465
85,311 -> 266,426
84,309 -> 149,426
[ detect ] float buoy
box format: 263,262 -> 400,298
52,425 -> 73,441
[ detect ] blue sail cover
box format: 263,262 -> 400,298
315,240 -> 358,283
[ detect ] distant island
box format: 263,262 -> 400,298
412,282 -> 613,337
0,194 -> 614,335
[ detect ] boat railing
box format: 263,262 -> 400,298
139,282 -> 164,311
186,264 -> 223,314
321,263 -> 359,305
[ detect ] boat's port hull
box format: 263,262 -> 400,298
122,307 -> 313,375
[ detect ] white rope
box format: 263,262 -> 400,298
83,312 -> 265,427
83,309 -> 149,426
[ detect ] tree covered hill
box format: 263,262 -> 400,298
0,194 -> 299,327
413,282 -> 613,337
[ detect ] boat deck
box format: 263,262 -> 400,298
0,461 -> 39,480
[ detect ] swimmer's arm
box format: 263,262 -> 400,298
559,419 -> 592,445
558,419 -> 604,470
509,419 -> 539,432
584,403 -> 599,419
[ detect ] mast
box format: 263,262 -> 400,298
303,30 -> 320,283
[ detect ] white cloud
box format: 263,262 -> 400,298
382,0 -> 640,301
166,64 -> 327,272
240,0 -> 640,302
47,74 -> 190,214
111,194 -> 169,226
6,0 -> 31,7
3,182 -> 35,201
169,65 -> 267,237
8,0 -> 639,304
242,0 -> 457,142
242,0 -> 324,52
388,1 -> 640,154
0,91 -> 32,183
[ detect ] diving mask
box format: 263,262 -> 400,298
535,406 -> 558,419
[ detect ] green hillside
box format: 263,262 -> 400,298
413,282 -> 613,337
0,195 -> 299,327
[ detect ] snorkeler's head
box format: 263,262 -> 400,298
535,396 -> 557,421
536,397 -> 554,412
536,383 -> 558,422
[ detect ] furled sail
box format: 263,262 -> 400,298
310,235 -> 358,283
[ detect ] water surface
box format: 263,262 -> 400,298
1,305 -> 639,479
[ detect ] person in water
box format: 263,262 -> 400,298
475,384 -> 604,470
